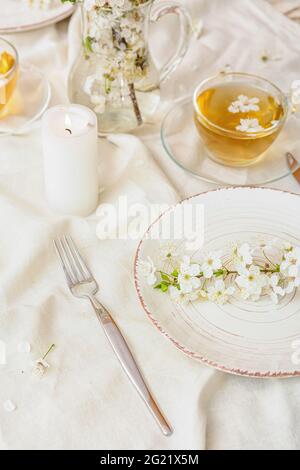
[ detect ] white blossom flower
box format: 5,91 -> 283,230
91,94 -> 106,114
236,118 -> 264,133
159,242 -> 180,263
262,238 -> 284,254
207,280 -> 235,305
139,257 -> 157,286
201,251 -> 222,279
32,359 -> 49,378
195,289 -> 209,301
284,242 -> 294,252
84,0 -> 97,12
285,279 -> 298,294
280,247 -> 300,278
263,239 -> 295,264
111,0 -> 126,8
169,286 -> 197,305
31,344 -> 55,378
268,274 -> 285,304
83,75 -> 98,96
178,256 -> 201,293
236,265 -> 268,301
228,95 -> 260,114
96,15 -> 113,30
89,22 -> 101,41
232,243 -> 253,273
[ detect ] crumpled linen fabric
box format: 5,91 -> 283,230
0,0 -> 300,450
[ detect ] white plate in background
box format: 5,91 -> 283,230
0,0 -> 75,33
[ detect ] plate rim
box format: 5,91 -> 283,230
0,4 -> 75,34
160,96 -> 300,187
134,186 -> 300,379
0,61 -> 51,136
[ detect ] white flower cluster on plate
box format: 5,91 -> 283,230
139,240 -> 300,306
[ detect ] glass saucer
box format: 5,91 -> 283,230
0,62 -> 51,136
161,97 -> 300,186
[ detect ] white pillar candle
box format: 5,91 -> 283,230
42,104 -> 99,216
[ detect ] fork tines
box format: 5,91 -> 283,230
54,236 -> 93,287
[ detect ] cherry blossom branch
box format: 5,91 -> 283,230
139,241 -> 300,306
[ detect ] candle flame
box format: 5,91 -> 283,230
65,113 -> 72,129
64,114 -> 72,135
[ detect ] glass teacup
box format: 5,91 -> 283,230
0,38 -> 19,119
193,72 -> 292,168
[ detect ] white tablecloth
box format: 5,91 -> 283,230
270,0 -> 300,17
1,0 -> 300,450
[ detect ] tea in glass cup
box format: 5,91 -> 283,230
0,38 -> 18,119
193,73 -> 288,167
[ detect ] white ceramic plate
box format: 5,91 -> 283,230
0,1 -> 74,33
134,187 -> 300,378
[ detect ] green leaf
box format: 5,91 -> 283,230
61,0 -> 77,3
214,269 -> 225,278
154,282 -> 169,293
84,36 -> 93,53
161,273 -> 170,282
171,269 -> 179,278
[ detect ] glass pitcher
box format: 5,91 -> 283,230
68,0 -> 191,134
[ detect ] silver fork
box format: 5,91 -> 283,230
54,236 -> 172,437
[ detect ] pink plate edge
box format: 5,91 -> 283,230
133,186 -> 300,379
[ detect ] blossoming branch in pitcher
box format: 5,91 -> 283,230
138,240 -> 300,306
65,0 -> 149,124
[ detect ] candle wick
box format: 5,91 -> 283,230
65,128 -> 72,135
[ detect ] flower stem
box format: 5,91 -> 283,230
159,270 -> 175,276
42,344 -> 55,360
128,82 -> 143,126
110,26 -> 143,127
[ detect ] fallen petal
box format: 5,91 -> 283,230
18,342 -> 31,353
3,400 -> 16,412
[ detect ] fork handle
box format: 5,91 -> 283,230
88,296 -> 173,437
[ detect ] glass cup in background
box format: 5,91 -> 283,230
193,73 -> 289,168
0,37 -> 19,119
